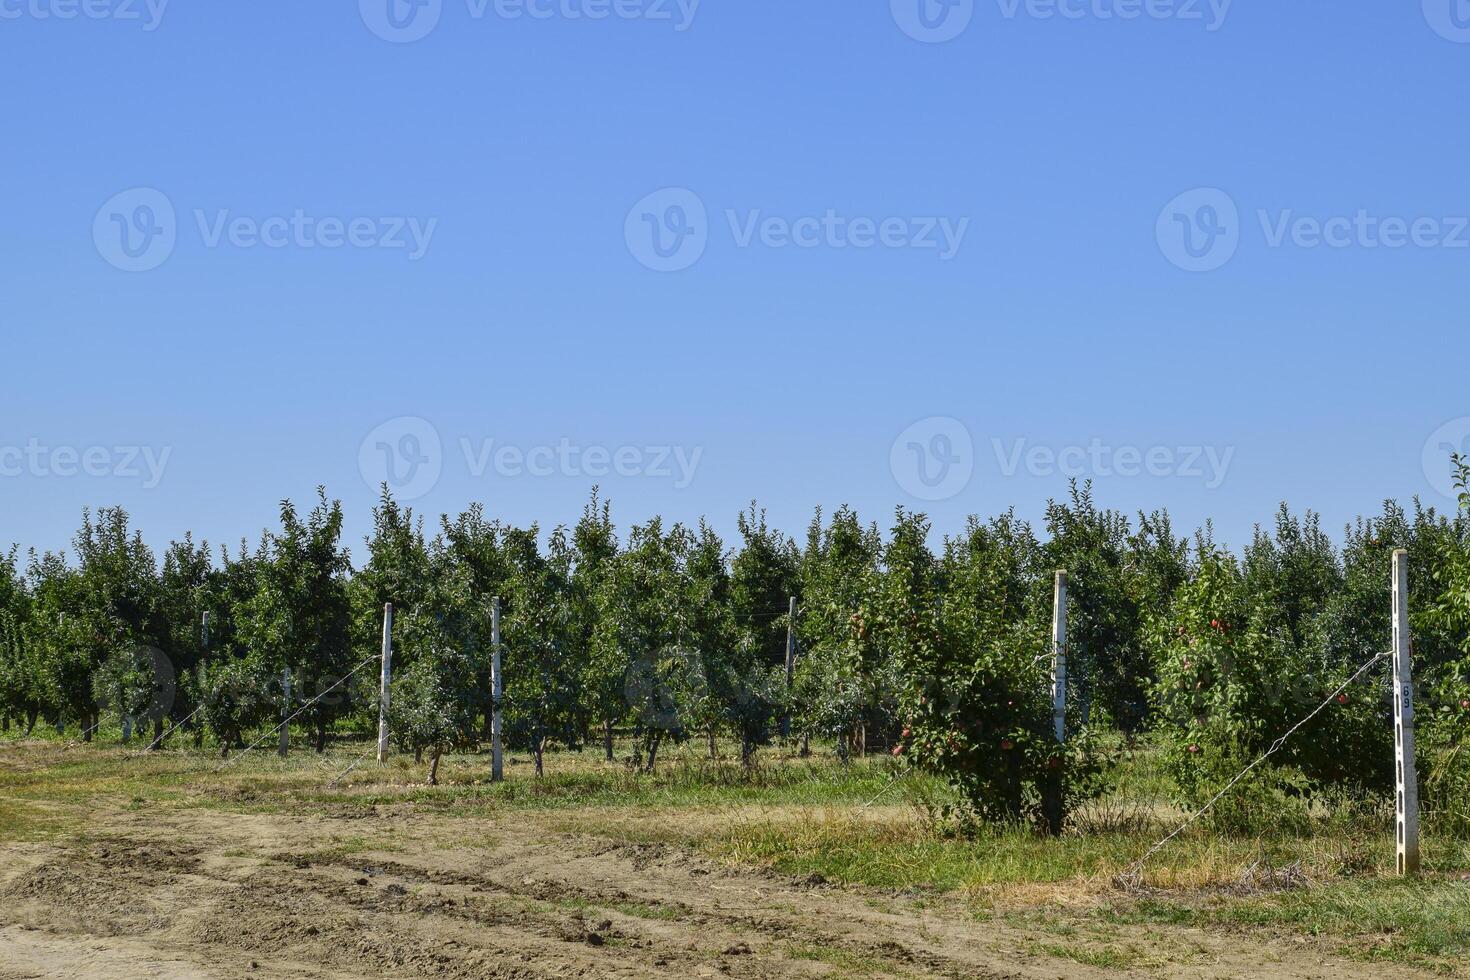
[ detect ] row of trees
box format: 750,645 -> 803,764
2,473 -> 1468,831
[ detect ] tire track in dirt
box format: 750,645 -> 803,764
0,803 -> 1442,979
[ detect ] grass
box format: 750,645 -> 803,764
3,733 -> 1469,972
1107,877 -> 1470,965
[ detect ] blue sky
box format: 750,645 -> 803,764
2,0 -> 1467,561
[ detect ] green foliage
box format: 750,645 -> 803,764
234,489 -> 353,750
4,460 -> 1470,837
899,510 -> 1107,831
793,506 -> 885,756
1044,483 -> 1148,733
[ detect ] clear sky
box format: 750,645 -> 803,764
3,0 -> 1467,562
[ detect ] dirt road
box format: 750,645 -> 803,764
0,800 -> 1434,979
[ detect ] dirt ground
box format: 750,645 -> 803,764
0,796 -> 1439,980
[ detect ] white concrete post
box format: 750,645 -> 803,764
377,603 -> 393,766
201,610 -> 211,649
490,597 -> 503,783
278,669 -> 291,758
1051,571 -> 1068,743
782,596 -> 797,739
1392,549 -> 1420,876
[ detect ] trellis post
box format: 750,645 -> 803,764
491,596 -> 504,782
377,603 -> 393,765
278,669 -> 291,758
1051,571 -> 1068,743
782,596 -> 797,739
1392,549 -> 1420,876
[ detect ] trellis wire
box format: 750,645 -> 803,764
861,765 -> 914,809
214,654 -> 378,773
1118,648 -> 1390,888
326,742 -> 378,787
134,701 -> 208,755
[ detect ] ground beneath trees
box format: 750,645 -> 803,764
0,791 -> 1436,980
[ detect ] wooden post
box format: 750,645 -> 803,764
1392,550 -> 1420,876
490,596 -> 503,783
377,603 -> 393,765
278,669 -> 291,758
782,596 -> 797,739
1051,571 -> 1068,743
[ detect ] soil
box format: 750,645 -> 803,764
0,801 -> 1436,979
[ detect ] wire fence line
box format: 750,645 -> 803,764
213,654 -> 380,774
325,742 -> 379,787
1117,648 -> 1391,888
134,701 -> 208,755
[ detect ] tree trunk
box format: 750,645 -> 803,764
315,719 -> 327,753
644,732 -> 662,774
800,733 -> 810,758
708,728 -> 718,759
24,708 -> 38,735
628,724 -> 644,770
741,733 -> 755,769
414,745 -> 423,764
428,746 -> 443,786
533,737 -> 545,777
151,717 -> 164,750
603,720 -> 614,762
